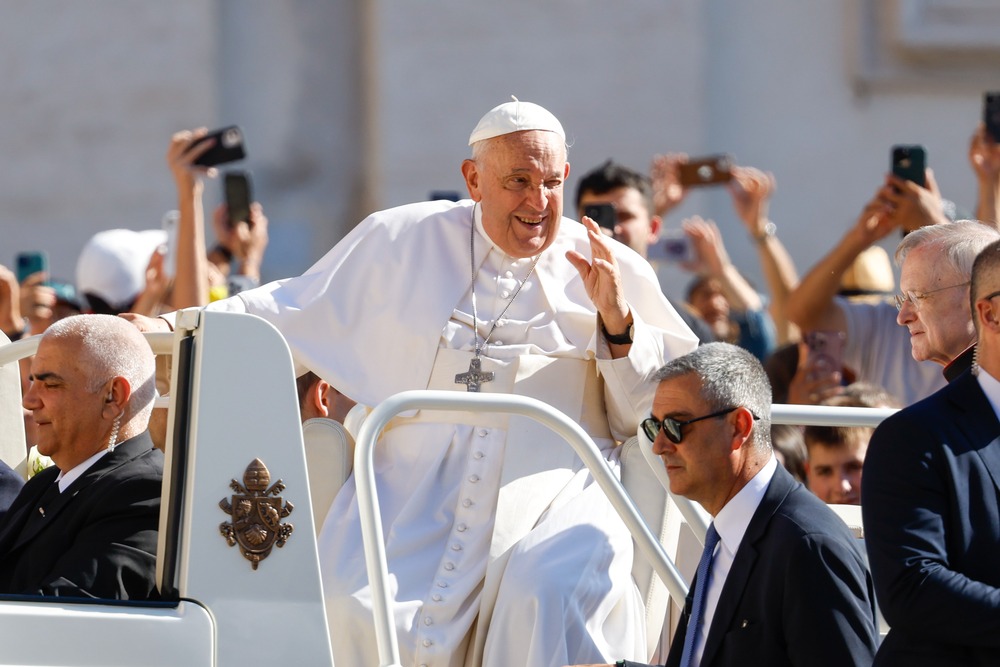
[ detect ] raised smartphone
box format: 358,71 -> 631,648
985,92 -> 1000,142
191,126 -> 246,167
891,144 -> 927,188
225,170 -> 253,227
678,155 -> 733,187
583,203 -> 617,231
15,250 -> 48,284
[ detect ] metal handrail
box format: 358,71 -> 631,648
772,403 -> 896,427
353,389 -> 692,667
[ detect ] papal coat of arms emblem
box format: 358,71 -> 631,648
219,458 -> 294,569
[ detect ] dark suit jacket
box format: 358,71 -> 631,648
656,465 -> 877,667
0,459 -> 24,521
0,432 -> 163,599
862,370 -> 1000,666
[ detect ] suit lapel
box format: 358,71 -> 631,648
699,466 -> 795,667
947,371 -> 1000,495
0,468 -> 58,555
8,434 -> 154,552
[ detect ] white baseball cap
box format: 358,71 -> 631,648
76,228 -> 167,311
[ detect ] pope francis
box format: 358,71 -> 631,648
134,98 -> 697,666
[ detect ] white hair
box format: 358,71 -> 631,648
43,314 -> 157,426
895,220 -> 1000,278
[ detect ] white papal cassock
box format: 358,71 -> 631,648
207,200 -> 697,666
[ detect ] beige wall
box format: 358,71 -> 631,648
1,1 -> 995,296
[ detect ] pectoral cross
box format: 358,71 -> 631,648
455,356 -> 494,392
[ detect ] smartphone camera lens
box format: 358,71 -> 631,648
222,128 -> 241,148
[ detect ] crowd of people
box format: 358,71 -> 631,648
2,98 -> 1000,666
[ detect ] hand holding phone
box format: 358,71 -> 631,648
803,330 -> 846,377
678,155 -> 733,187
16,251 -> 49,284
583,203 -> 617,231
891,145 -> 927,188
190,126 -> 246,167
984,92 -> 1000,143
225,171 -> 253,227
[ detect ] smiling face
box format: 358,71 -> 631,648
896,245 -> 974,366
22,335 -> 111,471
461,130 -> 570,259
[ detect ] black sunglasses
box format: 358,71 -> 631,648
641,406 -> 745,444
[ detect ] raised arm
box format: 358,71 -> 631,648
729,166 -> 799,343
165,128 -> 213,308
786,194 -> 897,334
969,123 -> 1000,228
682,216 -> 762,313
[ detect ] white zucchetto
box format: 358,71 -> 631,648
468,96 -> 566,146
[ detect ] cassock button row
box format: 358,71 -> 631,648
501,290 -> 511,299
436,581 -> 448,588
451,543 -> 462,551
424,617 -> 434,626
457,523 -> 467,532
432,594 -> 443,602
504,270 -> 514,278
462,499 -> 473,508
423,639 -> 433,647
477,430 -> 488,438
468,474 -> 480,483
444,562 -> 455,571
474,451 -> 485,459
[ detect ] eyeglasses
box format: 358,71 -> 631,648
641,407 -> 739,444
893,281 -> 970,311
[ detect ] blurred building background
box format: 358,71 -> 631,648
3,0 -> 999,300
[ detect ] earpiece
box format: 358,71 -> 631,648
106,394 -> 113,403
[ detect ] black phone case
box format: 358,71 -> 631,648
225,171 -> 253,226
985,93 -> 1000,143
891,145 -> 926,188
192,126 -> 246,167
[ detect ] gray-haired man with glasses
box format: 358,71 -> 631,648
579,342 -> 877,667
894,220 -> 1000,382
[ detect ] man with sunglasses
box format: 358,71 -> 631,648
861,240 -> 1000,666
583,343 -> 877,667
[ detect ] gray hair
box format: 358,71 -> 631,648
895,220 -> 1000,279
652,342 -> 772,451
470,132 -> 570,162
43,314 -> 156,426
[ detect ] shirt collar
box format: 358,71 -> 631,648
977,366 -> 1000,423
55,447 -> 109,493
713,454 -> 778,554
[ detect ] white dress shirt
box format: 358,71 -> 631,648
692,454 -> 778,666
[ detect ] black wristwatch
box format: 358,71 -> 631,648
601,321 -> 634,345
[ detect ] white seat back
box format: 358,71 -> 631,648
0,332 -> 28,479
302,417 -> 356,534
